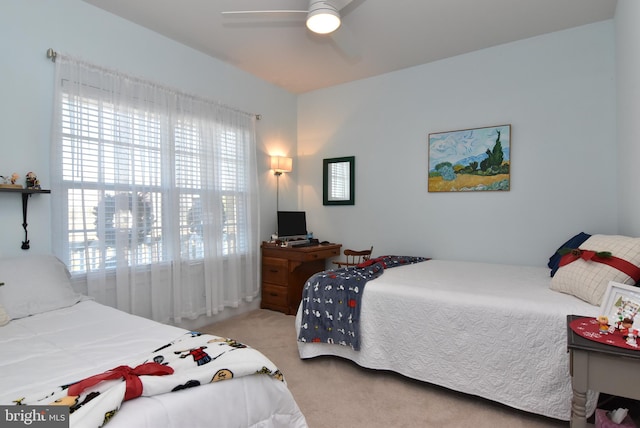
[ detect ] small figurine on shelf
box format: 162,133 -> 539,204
25,171 -> 38,189
0,173 -> 22,188
626,329 -> 638,348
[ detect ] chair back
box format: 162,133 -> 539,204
333,246 -> 373,268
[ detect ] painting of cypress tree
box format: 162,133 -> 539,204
428,124 -> 510,192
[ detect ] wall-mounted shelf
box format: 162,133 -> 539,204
0,187 -> 51,250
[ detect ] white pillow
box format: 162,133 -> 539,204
550,234 -> 640,305
0,255 -> 82,320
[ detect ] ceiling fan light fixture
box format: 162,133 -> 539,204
306,2 -> 341,34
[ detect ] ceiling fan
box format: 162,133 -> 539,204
221,0 -> 355,35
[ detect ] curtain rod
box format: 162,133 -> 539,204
45,48 -> 262,121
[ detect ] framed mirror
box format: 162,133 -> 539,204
323,156 -> 355,206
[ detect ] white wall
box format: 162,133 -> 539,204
0,0 -> 298,259
616,0 -> 640,236
298,21 -> 617,266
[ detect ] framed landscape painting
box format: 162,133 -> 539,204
428,124 -> 511,192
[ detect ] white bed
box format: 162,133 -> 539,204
296,259 -> 602,421
0,255 -> 307,428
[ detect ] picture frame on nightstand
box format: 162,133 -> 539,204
599,281 -> 640,331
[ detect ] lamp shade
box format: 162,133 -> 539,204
271,156 -> 292,173
306,2 -> 341,34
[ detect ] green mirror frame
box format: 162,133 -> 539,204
323,156 -> 355,206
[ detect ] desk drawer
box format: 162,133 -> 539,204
263,257 -> 288,285
262,283 -> 288,308
305,247 -> 341,261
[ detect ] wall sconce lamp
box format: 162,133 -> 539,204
271,156 -> 292,213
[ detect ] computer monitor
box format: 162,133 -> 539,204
277,211 -> 307,240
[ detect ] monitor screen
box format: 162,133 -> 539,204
277,211 -> 307,238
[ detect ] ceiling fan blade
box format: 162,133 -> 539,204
328,0 -> 354,12
221,10 -> 307,16
221,1 -> 354,15
329,24 -> 360,60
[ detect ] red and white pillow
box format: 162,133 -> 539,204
550,234 -> 640,305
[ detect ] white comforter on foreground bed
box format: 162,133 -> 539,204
1,300 -> 307,428
296,259 -> 601,421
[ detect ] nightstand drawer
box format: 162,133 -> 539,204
262,283 -> 288,308
262,257 -> 288,285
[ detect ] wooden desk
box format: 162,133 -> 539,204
567,314 -> 640,428
261,242 -> 341,315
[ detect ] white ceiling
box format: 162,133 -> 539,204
79,0 -> 617,94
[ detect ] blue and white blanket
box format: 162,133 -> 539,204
297,255 -> 428,350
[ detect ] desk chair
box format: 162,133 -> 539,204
332,246 -> 373,268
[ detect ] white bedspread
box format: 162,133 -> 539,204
1,300 -> 307,428
296,259 -> 600,420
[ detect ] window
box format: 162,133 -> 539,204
51,56 -> 260,323
59,89 -> 252,274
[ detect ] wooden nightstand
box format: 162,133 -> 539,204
261,242 -> 341,315
567,314 -> 640,428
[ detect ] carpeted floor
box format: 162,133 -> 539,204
201,309 -> 571,428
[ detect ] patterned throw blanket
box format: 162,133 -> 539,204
298,255 -> 428,350
13,332 -> 284,428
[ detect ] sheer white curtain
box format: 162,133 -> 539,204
50,55 -> 260,324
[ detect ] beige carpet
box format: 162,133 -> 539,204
201,309 -> 569,428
